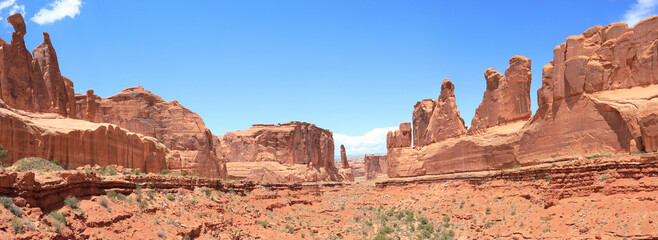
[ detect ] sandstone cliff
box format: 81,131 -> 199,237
387,15 -> 658,178
218,122 -> 346,182
0,100 -> 170,172
75,86 -> 226,178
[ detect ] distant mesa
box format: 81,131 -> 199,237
387,15 -> 658,178
218,121 -> 352,182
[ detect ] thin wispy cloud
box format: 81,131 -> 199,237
9,3 -> 24,15
334,126 -> 397,156
623,0 -> 658,26
31,0 -> 81,25
0,0 -> 25,17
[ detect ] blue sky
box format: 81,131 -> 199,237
3,0 -> 656,156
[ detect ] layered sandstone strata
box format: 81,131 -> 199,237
75,86 -> 226,178
387,16 -> 658,178
218,122 -> 346,182
0,100 -> 170,172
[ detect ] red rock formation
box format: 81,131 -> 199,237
340,145 -> 349,168
386,122 -> 411,148
0,14 -> 50,113
32,32 -> 76,117
413,79 -> 467,147
0,100 -> 171,172
218,122 -> 345,182
0,14 -> 219,177
425,79 -> 467,144
74,86 -> 226,178
338,144 -> 354,181
364,154 -> 387,180
412,99 -> 434,147
387,16 -> 658,178
518,15 -> 658,163
469,56 -> 532,132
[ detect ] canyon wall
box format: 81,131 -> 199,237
218,122 -> 346,182
387,15 -> 658,178
0,100 -> 170,172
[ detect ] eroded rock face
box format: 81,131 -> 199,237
74,86 -> 226,178
426,79 -> 467,144
413,79 -> 467,147
217,122 -> 345,182
387,16 -> 658,178
0,14 -> 50,114
32,32 -> 76,117
364,154 -> 387,180
386,122 -> 411,148
470,56 -> 532,132
0,100 -> 171,172
340,145 -> 349,168
520,15 -> 658,163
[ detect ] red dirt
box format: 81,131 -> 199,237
1,153 -> 658,239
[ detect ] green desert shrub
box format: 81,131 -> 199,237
1,197 -> 23,217
99,198 -> 110,211
0,144 -> 8,160
11,217 -> 23,233
49,210 -> 67,226
10,157 -> 64,172
256,220 -> 268,228
64,195 -> 79,209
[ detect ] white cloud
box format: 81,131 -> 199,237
0,0 -> 24,17
334,126 -> 398,156
9,3 -> 24,16
0,0 -> 15,11
623,0 -> 658,26
31,0 -> 81,25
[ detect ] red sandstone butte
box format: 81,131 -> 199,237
218,122 -> 348,182
74,86 -> 226,178
387,15 -> 658,178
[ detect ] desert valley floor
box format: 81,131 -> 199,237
1,153 -> 657,239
